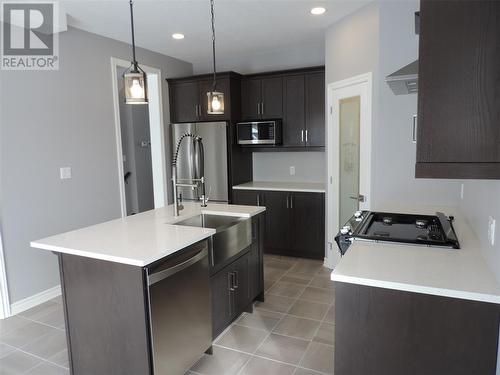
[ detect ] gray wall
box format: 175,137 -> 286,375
0,26 -> 192,303
252,152 -> 325,183
325,1 -> 459,211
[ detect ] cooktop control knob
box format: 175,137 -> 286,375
340,226 -> 351,235
354,210 -> 363,218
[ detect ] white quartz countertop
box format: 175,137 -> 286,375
31,202 -> 265,267
233,181 -> 325,193
331,205 -> 500,304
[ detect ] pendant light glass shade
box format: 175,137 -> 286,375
207,91 -> 224,114
123,0 -> 148,105
206,0 -> 224,115
124,63 -> 148,104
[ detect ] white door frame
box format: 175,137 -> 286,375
0,228 -> 11,318
110,57 -> 168,218
326,72 -> 373,269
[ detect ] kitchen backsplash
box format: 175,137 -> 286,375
252,151 -> 325,183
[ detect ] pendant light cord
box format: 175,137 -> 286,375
129,0 -> 137,66
210,0 -> 217,91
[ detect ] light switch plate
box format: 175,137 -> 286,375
60,167 -> 72,179
289,166 -> 295,176
488,216 -> 496,246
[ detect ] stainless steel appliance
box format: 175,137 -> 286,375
171,122 -> 228,202
237,120 -> 282,145
147,240 -> 212,375
335,211 -> 460,256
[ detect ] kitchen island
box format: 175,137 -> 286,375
331,206 -> 500,375
31,202 -> 265,375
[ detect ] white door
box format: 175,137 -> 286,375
326,73 -> 372,269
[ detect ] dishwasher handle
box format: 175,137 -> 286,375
148,247 -> 208,286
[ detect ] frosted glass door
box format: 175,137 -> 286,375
339,96 -> 361,226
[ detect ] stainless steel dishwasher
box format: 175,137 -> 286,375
146,240 -> 212,375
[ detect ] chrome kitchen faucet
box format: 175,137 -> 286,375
172,133 -> 208,216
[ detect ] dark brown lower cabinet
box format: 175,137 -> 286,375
232,189 -> 325,259
335,282 -> 500,375
210,214 -> 264,338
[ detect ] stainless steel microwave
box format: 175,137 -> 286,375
237,120 -> 282,145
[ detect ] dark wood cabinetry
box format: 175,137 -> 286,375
416,0 -> 500,179
241,76 -> 283,120
210,214 -> 264,338
168,72 -> 242,123
233,189 -> 325,259
305,72 -> 326,147
335,282 -> 500,374
283,75 -> 306,147
282,71 -> 325,148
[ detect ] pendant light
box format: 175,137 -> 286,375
206,0 -> 224,115
123,0 -> 148,104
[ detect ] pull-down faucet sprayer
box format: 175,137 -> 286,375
172,133 -> 207,217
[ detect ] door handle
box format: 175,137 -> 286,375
349,194 -> 366,202
228,272 -> 234,291
301,130 -> 304,143
261,102 -> 264,115
290,195 -> 293,209
256,193 -> 260,206
286,195 -> 289,209
305,130 -> 308,143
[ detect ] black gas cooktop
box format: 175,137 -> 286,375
335,211 -> 460,256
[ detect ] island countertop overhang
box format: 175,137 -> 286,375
30,202 -> 265,267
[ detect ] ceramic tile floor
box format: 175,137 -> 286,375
190,255 -> 335,375
0,295 -> 69,375
0,255 -> 334,375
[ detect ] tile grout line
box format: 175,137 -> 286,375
265,257 -> 331,373
1,342 -> 69,372
234,257 -> 303,375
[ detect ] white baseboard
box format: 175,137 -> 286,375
10,285 -> 61,316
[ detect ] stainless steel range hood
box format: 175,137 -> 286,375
385,60 -> 418,95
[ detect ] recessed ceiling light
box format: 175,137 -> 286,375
310,7 -> 326,15
172,33 -> 185,40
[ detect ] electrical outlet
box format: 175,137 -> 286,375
60,167 -> 72,180
460,183 -> 464,199
488,216 -> 496,246
289,166 -> 295,176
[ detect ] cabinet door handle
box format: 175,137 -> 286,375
234,270 -> 239,289
412,114 -> 417,143
257,103 -> 261,115
228,272 -> 234,291
286,195 -> 289,209
305,130 -> 308,143
256,193 -> 260,206
290,195 -> 294,209
301,130 -> 304,142
261,102 -> 264,115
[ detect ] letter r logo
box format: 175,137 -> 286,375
2,3 -> 54,56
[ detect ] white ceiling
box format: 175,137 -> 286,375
62,0 -> 371,74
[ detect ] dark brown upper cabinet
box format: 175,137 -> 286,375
416,0 -> 500,179
283,75 -> 306,147
305,72 -> 325,147
241,76 -> 283,120
168,72 -> 241,123
282,70 -> 325,148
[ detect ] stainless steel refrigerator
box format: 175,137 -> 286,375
171,122 -> 228,202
